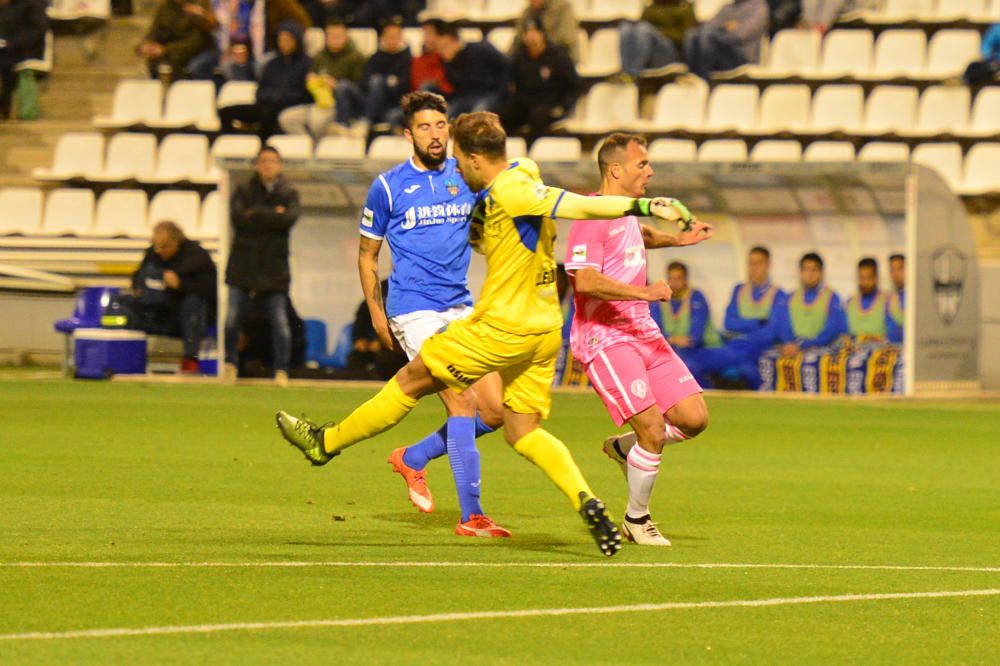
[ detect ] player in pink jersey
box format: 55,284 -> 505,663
565,133 -> 713,546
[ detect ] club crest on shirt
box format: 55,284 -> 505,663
630,379 -> 647,399
445,179 -> 460,197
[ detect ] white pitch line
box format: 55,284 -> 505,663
1,589 -> 998,642
1,561 -> 999,573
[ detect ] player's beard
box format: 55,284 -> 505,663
414,141 -> 446,170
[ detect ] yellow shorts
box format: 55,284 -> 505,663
420,317 -> 562,419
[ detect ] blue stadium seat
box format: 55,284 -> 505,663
303,319 -> 328,367
327,323 -> 354,370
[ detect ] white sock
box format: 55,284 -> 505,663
664,422 -> 689,444
625,445 -> 662,520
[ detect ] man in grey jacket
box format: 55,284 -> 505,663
511,0 -> 580,63
684,0 -> 768,80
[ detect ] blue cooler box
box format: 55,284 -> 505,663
73,328 -> 147,379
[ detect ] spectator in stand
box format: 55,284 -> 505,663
684,0 -> 768,80
436,21 -> 509,117
964,22 -> 1000,86
363,16 -> 412,131
300,0 -> 392,29
846,257 -> 888,342
661,261 -> 721,385
800,0 -> 871,34
219,20 -> 311,138
886,253 -> 904,344
512,0 -> 580,63
767,0 -> 799,34
410,17 -> 451,96
279,18 -> 366,138
501,20 -> 580,143
224,146 -> 301,386
137,0 -> 214,80
0,0 -> 48,120
615,0 -> 696,84
126,221 -> 217,374
773,252 -> 847,357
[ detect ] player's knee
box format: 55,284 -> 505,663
675,408 -> 709,438
478,400 -> 503,429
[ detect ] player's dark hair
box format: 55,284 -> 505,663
452,112 -> 507,160
889,253 -> 904,263
800,252 -> 824,270
420,17 -> 446,35
858,257 -> 878,273
324,17 -> 347,29
401,91 -> 448,129
436,20 -> 460,39
597,132 -> 648,178
378,15 -> 403,36
749,245 -> 770,261
256,145 -> 281,161
667,261 -> 688,277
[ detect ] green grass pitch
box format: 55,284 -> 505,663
0,376 -> 997,664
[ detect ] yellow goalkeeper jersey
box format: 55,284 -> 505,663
469,158 -> 644,335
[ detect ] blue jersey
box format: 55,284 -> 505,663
359,157 -> 476,318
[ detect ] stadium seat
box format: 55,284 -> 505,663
349,28 -> 377,56
647,139 -> 697,162
506,137 -> 528,158
140,134 -> 210,184
0,187 -> 43,235
459,27 -> 484,44
857,142 -> 910,162
48,0 -> 111,21
87,133 -> 157,184
52,285 -> 119,376
809,84 -> 864,133
702,84 -> 758,132
694,0 -> 727,22
563,83 -> 638,133
584,0 -> 643,21
41,188 -> 95,236
960,143 -> 1000,195
314,136 -> 366,161
217,81 -> 258,109
935,0 -> 988,20
481,0 -> 522,21
93,79 -> 163,129
487,26 -> 515,54
578,28 -> 620,77
748,29 -> 821,78
32,132 -> 104,182
920,30 -> 981,80
211,134 -> 262,163
193,190 -> 221,240
697,139 -> 748,162
803,141 -> 856,161
866,0 -> 936,23
148,80 -> 219,131
753,84 -> 811,134
860,85 -> 919,136
861,30 -> 926,80
906,85 -> 971,137
963,88 -> 1000,137
643,78 -> 708,131
749,140 -> 802,162
267,134 -> 313,162
401,27 -> 423,55
14,31 -> 53,75
912,142 -> 964,192
528,137 -> 582,162
813,30 -> 873,80
93,190 -> 148,238
148,191 -> 201,237
368,135 -> 413,161
304,27 -> 324,56
303,318 -> 329,368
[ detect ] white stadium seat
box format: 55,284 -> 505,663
584,0 -> 643,21
148,80 -> 219,131
192,191 -> 221,240
88,133 -> 157,183
487,27 -> 516,54
860,86 -> 919,135
211,134 -> 262,162
349,28 -> 377,56
935,0 -> 987,20
906,86 -> 971,137
697,139 -> 748,162
304,27 -> 325,57
528,137 -> 582,162
41,189 -> 95,236
920,30 -> 981,80
93,190 -> 148,238
148,191 -> 201,237
140,134 -> 210,184
862,30 -> 926,80
217,81 -> 257,109
912,142 -> 964,192
960,143 -> 1000,195
647,139 -> 697,162
93,79 -> 162,128
401,27 -> 424,55
750,140 -> 803,162
563,83 -> 638,132
754,84 -> 811,134
578,28 -> 620,77
481,0 -> 522,21
0,188 -> 44,235
963,88 -> 1000,137
751,29 -> 821,78
32,132 -> 104,181
314,136 -> 366,161
814,30 -> 873,80
643,78 -> 708,131
803,141 -> 856,162
810,85 -> 864,133
506,137 -> 528,158
267,134 -> 313,162
858,142 -> 910,162
694,0 -> 727,22
703,84 -> 758,132
367,136 -> 413,161
867,0 -> 936,22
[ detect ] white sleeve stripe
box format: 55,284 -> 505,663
378,174 -> 393,214
359,229 -> 384,240
565,261 -> 601,271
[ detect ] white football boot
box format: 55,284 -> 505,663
621,515 -> 672,546
602,431 -> 637,478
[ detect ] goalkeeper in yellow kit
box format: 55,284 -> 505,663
276,112 -> 693,557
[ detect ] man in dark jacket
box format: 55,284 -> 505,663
363,17 -> 411,130
501,21 -> 579,144
435,21 -> 509,117
224,146 -> 300,385
0,0 -> 48,119
218,20 -> 311,138
685,0 -> 768,80
137,0 -> 213,79
125,221 -> 217,373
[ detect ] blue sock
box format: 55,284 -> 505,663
474,413 -> 495,438
446,416 -> 482,522
401,423 -> 447,471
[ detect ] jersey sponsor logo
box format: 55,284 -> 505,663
446,363 -> 475,385
630,379 -> 647,399
678,374 -> 694,384
533,183 -> 548,200
400,202 -> 473,231
361,207 -> 374,228
404,184 -> 421,194
572,244 -> 587,262
536,266 -> 557,287
609,224 -> 626,237
402,207 -> 417,230
624,245 -> 645,268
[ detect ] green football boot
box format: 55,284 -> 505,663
275,411 -> 338,466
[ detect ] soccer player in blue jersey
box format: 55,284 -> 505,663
356,91 -> 511,538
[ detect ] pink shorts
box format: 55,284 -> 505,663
584,337 -> 702,427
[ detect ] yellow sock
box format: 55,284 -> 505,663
323,377 -> 419,454
513,428 -> 594,511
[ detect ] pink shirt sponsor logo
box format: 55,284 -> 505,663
565,215 -> 662,364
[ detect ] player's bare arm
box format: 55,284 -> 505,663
640,219 -> 715,249
357,235 -> 399,352
573,268 -> 671,302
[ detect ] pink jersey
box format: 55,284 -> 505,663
565,215 -> 662,364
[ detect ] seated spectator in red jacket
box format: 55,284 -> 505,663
435,21 -> 509,117
501,21 -> 580,143
684,0 -> 768,80
364,16 -> 412,130
410,17 -> 452,96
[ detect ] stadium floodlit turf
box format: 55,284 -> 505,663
0,376 -> 997,664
